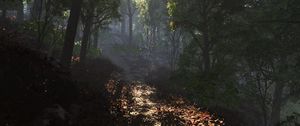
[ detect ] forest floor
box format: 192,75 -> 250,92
105,80 -> 225,126
0,23 -> 226,126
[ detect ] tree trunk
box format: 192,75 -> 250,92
261,100 -> 268,126
60,0 -> 83,67
80,15 -> 93,65
2,9 -> 6,18
202,22 -> 210,73
127,0 -> 133,44
120,0 -> 127,40
31,0 -> 43,20
153,27 -> 156,43
121,15 -> 126,36
255,72 -> 269,126
270,56 -> 287,126
128,13 -> 133,44
270,82 -> 284,126
93,29 -> 99,48
17,0 -> 24,22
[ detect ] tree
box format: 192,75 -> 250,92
233,0 -> 300,125
167,0 -> 245,107
0,0 -> 23,20
120,0 -> 126,39
127,0 -> 134,44
134,0 -> 167,63
29,0 -> 69,49
92,29 -> 100,48
16,0 -> 24,22
167,28 -> 185,71
79,0 -> 120,64
121,0 -> 136,44
60,0 -> 83,67
168,0 -> 244,73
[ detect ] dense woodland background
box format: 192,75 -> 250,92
0,0 -> 300,126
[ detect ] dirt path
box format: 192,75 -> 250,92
106,80 -> 224,126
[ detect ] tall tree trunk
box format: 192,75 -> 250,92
120,0 -> 127,40
257,74 -> 269,126
127,0 -> 133,44
32,0 -> 45,48
128,13 -> 133,44
270,83 -> 284,126
17,0 -> 24,22
202,22 -> 210,73
2,9 -> 6,18
60,0 -> 83,67
31,0 -> 42,20
80,15 -> 93,65
261,100 -> 268,126
93,29 -> 99,48
121,16 -> 126,36
153,27 -> 156,43
270,57 -> 287,126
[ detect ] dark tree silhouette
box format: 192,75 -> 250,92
60,0 -> 83,67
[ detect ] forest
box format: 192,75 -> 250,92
0,0 -> 300,126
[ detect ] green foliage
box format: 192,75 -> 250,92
167,0 -> 246,107
175,43 -> 239,106
73,41 -> 82,57
112,44 -> 141,54
22,17 -> 67,57
73,41 -> 101,58
18,0 -> 72,56
134,0 -> 149,23
134,0 -> 166,36
82,0 -> 120,28
87,47 -> 102,58
0,0 -> 23,9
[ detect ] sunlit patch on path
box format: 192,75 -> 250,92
105,80 -> 224,126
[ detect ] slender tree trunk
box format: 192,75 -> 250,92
31,0 -> 43,20
121,15 -> 126,36
36,0 -> 46,49
60,0 -> 83,67
256,73 -> 269,126
261,101 -> 268,126
120,0 -> 127,40
270,82 -> 284,126
2,9 -> 6,18
202,22 -> 210,73
80,15 -> 93,65
128,13 -> 133,44
153,27 -> 156,43
93,29 -> 99,48
127,0 -> 133,44
17,0 -> 24,22
270,56 -> 287,126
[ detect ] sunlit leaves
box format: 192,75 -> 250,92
81,0 -> 120,26
167,0 -> 176,17
105,80 -> 225,125
167,0 -> 177,30
169,21 -> 176,31
134,0 -> 149,22
63,10 -> 70,18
